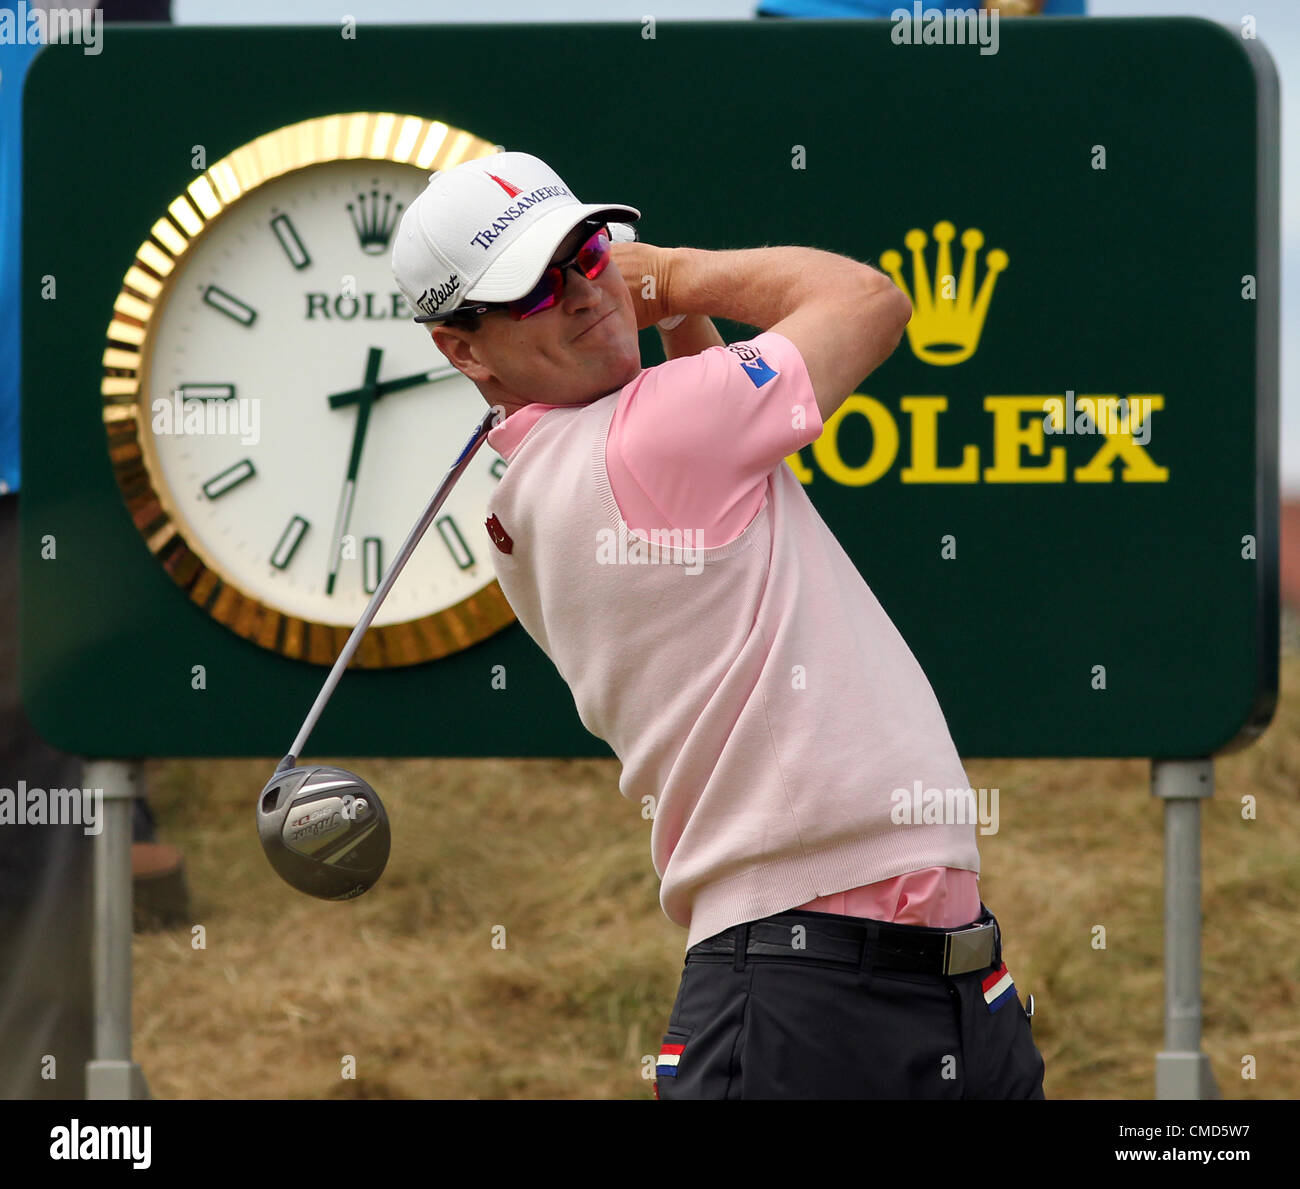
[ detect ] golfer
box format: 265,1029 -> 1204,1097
391,151 -> 1046,1100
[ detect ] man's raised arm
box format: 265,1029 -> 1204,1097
612,241 -> 911,424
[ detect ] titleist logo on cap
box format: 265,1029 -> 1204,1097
415,274 -> 460,317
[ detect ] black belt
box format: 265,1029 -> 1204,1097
687,908 -> 1001,976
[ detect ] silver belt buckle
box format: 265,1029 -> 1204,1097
942,920 -> 996,975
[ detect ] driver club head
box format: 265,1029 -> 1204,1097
256,764 -> 391,900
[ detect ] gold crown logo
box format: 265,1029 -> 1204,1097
880,221 -> 1008,366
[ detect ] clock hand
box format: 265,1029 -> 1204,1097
325,347 -> 382,596
327,362 -> 460,410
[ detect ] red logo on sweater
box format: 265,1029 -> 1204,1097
486,513 -> 513,554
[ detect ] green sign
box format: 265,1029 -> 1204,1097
21,19 -> 1278,758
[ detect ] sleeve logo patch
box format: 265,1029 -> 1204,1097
726,342 -> 779,389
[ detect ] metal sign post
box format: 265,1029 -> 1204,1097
1151,759 -> 1219,1100
83,760 -> 150,1101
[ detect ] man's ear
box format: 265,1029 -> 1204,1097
430,325 -> 491,384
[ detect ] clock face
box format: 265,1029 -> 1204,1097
103,115 -> 516,666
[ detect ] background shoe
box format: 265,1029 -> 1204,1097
132,842 -> 189,932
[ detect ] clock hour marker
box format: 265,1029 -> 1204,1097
201,458 -> 255,499
363,536 -> 383,594
178,382 -> 236,402
271,515 -> 310,570
437,515 -> 474,570
203,285 -> 257,327
271,213 -> 311,270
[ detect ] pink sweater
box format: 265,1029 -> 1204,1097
484,331 -> 980,949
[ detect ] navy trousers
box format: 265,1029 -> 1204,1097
655,904 -> 1046,1099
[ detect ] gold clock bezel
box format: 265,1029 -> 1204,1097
101,112 -> 516,668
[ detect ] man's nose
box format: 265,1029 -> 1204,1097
561,265 -> 602,311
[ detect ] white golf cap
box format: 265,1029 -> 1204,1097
391,151 -> 640,323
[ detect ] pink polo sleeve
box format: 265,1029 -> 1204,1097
605,331 -> 823,549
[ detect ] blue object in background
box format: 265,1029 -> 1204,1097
0,10 -> 43,495
757,1 -> 1086,15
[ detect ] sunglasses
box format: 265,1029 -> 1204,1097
414,224 -> 612,324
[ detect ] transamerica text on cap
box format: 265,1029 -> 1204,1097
469,186 -> 571,250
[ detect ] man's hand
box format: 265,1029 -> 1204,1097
661,244 -> 911,424
658,314 -> 725,360
609,240 -> 675,330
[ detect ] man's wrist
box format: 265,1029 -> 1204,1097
652,312 -> 726,359
651,243 -> 682,326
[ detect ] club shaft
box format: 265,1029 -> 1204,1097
288,407 -> 499,761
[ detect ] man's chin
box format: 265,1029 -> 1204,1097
608,365 -> 644,400
580,355 -> 642,403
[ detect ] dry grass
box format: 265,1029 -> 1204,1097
133,660 -> 1300,1099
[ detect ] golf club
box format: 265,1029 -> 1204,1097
256,404 -> 500,899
